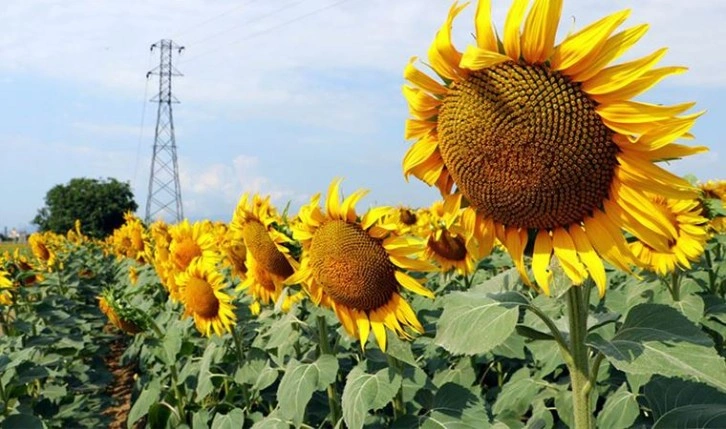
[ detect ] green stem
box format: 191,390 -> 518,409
316,316 -> 342,426
670,271 -> 681,301
566,285 -> 592,429
146,315 -> 186,423
0,376 -> 9,416
705,250 -> 718,295
526,303 -> 573,367
231,325 -> 245,366
585,353 -> 605,395
386,355 -> 405,420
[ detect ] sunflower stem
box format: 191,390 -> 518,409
316,316 -> 342,426
566,284 -> 593,429
704,250 -> 718,295
526,303 -> 573,366
231,325 -> 245,366
386,355 -> 406,420
669,270 -> 681,301
145,314 -> 187,423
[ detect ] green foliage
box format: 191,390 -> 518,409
32,177 -> 137,238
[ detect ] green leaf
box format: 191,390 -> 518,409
211,409 -> 246,429
251,413 -> 291,429
587,304 -> 726,392
0,414 -> 44,429
193,410 -> 210,429
471,267 -> 520,294
432,359 -> 476,388
342,364 -> 402,429
276,355 -> 338,426
492,368 -> 543,419
420,382 -> 491,429
385,334 -> 419,368
434,291 -> 521,355
127,383 -> 160,428
515,325 -> 554,341
252,362 -> 280,392
162,323 -> 182,365
525,401 -> 553,429
197,342 -> 218,399
644,376 -> 726,420
653,405 -> 726,428
595,383 -> 640,429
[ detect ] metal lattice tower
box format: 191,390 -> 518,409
145,39 -> 185,224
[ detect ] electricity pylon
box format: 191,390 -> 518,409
145,39 -> 185,224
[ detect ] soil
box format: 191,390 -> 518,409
102,332 -> 138,429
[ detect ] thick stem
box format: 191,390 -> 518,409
566,285 -> 592,429
316,316 -> 342,426
386,355 -> 405,419
704,250 -> 718,295
670,271 -> 681,301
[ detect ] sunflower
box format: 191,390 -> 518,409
699,180 -> 726,233
98,294 -> 144,335
230,194 -> 298,307
220,228 -> 248,281
11,250 -> 44,286
176,258 -> 236,337
168,220 -> 221,272
402,0 -> 707,296
28,232 -> 57,269
287,179 -> 435,351
0,269 -> 13,306
109,212 -> 151,263
418,194 -> 493,275
629,195 -> 709,276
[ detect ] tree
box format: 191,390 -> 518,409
33,177 -> 138,239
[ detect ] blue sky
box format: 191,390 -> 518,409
1,0 -> 724,232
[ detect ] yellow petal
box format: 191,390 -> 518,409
551,9 -> 630,71
335,304 -> 357,337
390,255 -> 436,272
521,0 -> 563,63
616,114 -> 702,152
403,136 -> 440,179
503,0 -> 529,60
341,189 -> 368,223
395,271 -> 435,299
532,230 -> 553,295
591,66 -> 687,104
475,0 -> 498,51
460,45 -> 511,71
326,178 -> 343,220
569,225 -> 607,297
404,57 -> 447,95
370,310 -> 387,351
427,2 -> 467,80
354,309 -> 371,350
596,100 -> 694,124
552,228 -> 587,285
402,85 -> 441,119
583,211 -> 634,273
568,24 -> 649,82
502,226 -> 531,286
583,48 -> 668,94
646,144 -> 708,161
404,119 -> 436,140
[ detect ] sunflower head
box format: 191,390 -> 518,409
97,290 -> 146,335
699,180 -> 726,233
168,220 -> 221,272
230,193 -> 298,308
110,214 -> 151,263
176,258 -> 237,337
402,0 -> 708,297
28,232 -> 57,269
288,178 -> 435,351
629,195 -> 709,276
0,270 -> 14,306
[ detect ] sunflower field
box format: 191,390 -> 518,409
3,0 -> 726,428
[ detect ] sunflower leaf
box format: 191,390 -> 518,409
434,291 -> 521,355
587,304 -> 726,392
276,355 -> 339,426
342,364 -> 402,429
595,383 -> 640,429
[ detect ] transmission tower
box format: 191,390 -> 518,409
145,39 -> 185,224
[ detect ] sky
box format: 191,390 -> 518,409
1,0 -> 724,232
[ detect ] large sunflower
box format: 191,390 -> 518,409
287,179 -> 435,351
629,195 -> 708,276
0,269 -> 13,306
230,194 -> 297,307
28,232 -> 57,270
403,0 -> 707,296
176,258 -> 237,337
168,220 -> 221,272
109,212 -> 151,264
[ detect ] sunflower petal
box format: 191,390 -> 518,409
583,48 -> 668,94
475,0 -> 497,51
501,226 -> 531,286
395,271 -> 435,299
460,45 -> 511,70
370,310 -> 387,351
568,225 -> 607,297
427,1 -> 467,80
596,100 -> 695,124
551,9 -> 630,71
552,227 -> 588,284
404,57 -> 447,95
591,66 -> 687,104
354,309 -> 371,349
503,0 -> 529,60
532,230 -> 553,295
404,119 -> 436,140
569,24 -> 649,82
325,178 -> 343,220
342,189 -> 368,223
521,0 -> 563,63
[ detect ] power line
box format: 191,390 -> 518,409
132,51 -> 154,191
169,0 -> 266,40
184,0 -> 312,47
179,0 -> 355,65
